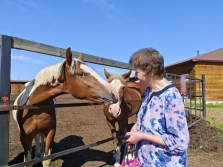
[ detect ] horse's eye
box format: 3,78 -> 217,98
78,71 -> 85,77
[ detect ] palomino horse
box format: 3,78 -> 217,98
12,48 -> 118,167
103,69 -> 146,167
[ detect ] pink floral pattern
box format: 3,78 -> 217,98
136,85 -> 190,167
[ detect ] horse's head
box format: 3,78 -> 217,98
64,48 -> 118,105
104,69 -> 132,118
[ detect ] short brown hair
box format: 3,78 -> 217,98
129,48 -> 165,77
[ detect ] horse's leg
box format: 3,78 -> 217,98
105,120 -> 119,164
40,133 -> 45,157
34,134 -> 41,159
117,118 -> 128,145
106,120 -> 117,150
34,133 -> 45,159
20,133 -> 33,167
106,119 -> 123,167
42,129 -> 55,167
114,119 -> 128,167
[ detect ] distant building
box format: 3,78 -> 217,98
165,48 -> 223,102
10,80 -> 29,100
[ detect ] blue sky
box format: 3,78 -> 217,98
1,0 -> 222,80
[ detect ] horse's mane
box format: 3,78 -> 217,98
30,58 -> 82,95
107,74 -> 125,84
34,60 -> 66,88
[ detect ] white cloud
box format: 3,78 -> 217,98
11,54 -> 49,66
84,0 -> 115,8
5,0 -> 49,14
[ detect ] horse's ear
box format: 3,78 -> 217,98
129,77 -> 139,82
122,70 -> 132,81
66,47 -> 72,66
78,52 -> 83,61
104,68 -> 111,79
77,52 -> 83,69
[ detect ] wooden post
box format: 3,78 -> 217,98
0,35 -> 11,167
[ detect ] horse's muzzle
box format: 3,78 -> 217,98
111,92 -> 118,104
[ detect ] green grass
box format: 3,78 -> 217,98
185,102 -> 223,133
206,117 -> 223,134
206,102 -> 223,109
184,102 -> 223,109
205,103 -> 223,134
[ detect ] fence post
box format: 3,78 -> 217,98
202,74 -> 206,118
0,35 -> 11,167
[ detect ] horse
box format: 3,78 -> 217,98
12,48 -> 118,167
103,69 -> 146,167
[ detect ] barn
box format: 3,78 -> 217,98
165,48 -> 223,102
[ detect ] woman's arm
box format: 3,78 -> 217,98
126,131 -> 167,146
130,123 -> 137,132
160,89 -> 190,155
126,122 -> 166,146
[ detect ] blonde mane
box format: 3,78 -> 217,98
107,74 -> 125,84
29,58 -> 83,95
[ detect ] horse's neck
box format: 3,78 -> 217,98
125,82 -> 146,96
124,86 -> 141,99
27,84 -> 65,105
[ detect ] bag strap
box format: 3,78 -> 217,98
123,143 -> 136,166
123,143 -> 129,165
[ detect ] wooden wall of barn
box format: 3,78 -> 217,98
165,61 -> 223,102
165,62 -> 197,100
194,62 -> 223,101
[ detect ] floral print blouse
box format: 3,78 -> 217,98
136,84 -> 190,167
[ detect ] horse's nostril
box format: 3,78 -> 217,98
117,111 -> 121,117
119,109 -> 121,111
110,108 -> 111,110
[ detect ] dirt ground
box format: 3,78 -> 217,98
8,94 -> 223,167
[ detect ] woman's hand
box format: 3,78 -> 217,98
125,131 -> 143,144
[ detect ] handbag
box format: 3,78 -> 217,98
121,143 -> 141,167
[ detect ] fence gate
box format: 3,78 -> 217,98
165,73 -> 206,128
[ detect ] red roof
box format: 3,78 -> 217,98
166,48 -> 223,67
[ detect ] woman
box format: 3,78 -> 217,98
125,48 -> 190,167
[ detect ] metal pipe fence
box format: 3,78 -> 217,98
0,34 -> 134,167
0,35 -> 206,167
